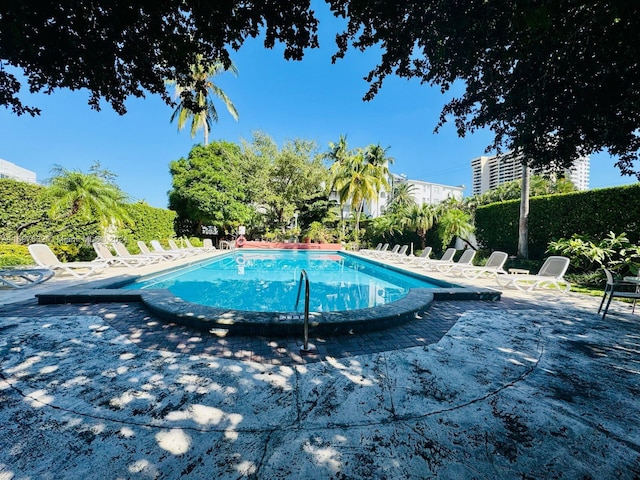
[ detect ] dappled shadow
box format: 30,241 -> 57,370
2,299 -> 640,478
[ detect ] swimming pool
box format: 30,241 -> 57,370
36,249 -> 500,336
123,250 -> 443,313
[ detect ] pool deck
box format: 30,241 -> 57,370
1,251 -> 639,478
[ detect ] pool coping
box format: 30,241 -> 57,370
34,251 -> 502,336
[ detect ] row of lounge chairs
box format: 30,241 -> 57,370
360,243 -> 571,293
14,239 -> 216,281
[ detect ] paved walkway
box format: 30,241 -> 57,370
1,256 -> 639,478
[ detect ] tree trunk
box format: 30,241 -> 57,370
15,217 -> 46,243
355,201 -> 364,246
518,159 -> 530,259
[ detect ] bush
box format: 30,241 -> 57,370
0,244 -> 34,267
304,222 -> 334,243
547,232 -> 640,276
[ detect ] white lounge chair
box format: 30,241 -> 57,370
168,239 -> 202,255
93,242 -> 151,268
151,240 -> 191,259
433,249 -> 476,273
359,243 -> 383,256
28,244 -> 107,279
421,248 -> 457,270
399,247 -> 432,265
450,251 -> 508,279
185,238 -> 215,253
367,243 -> 389,257
495,256 -> 571,292
0,268 -> 54,288
386,245 -> 410,262
113,242 -> 164,263
375,244 -> 401,259
138,241 -> 182,261
202,238 -> 216,251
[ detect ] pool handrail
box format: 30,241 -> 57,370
295,269 -> 312,354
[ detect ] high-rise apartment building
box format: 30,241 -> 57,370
0,159 -> 37,184
470,153 -> 589,195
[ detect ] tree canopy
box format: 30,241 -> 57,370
3,1 -> 639,177
241,132 -> 330,229
169,142 -> 254,232
168,134 -> 330,236
330,0 -> 640,176
1,1 -> 318,116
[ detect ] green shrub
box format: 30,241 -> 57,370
547,232 -> 640,276
0,244 -> 34,267
304,222 -> 334,243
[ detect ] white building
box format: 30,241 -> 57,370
0,159 -> 37,184
470,153 -> 589,195
332,172 -> 465,220
390,174 -> 464,207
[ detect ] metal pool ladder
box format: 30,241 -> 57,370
295,269 -> 314,354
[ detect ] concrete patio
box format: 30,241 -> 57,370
1,255 -> 639,478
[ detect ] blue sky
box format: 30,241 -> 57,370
1,4 -> 636,209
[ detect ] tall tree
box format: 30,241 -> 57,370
168,57 -> 238,145
241,132 -> 329,229
326,134 -> 351,236
518,160 -> 531,259
402,203 -> 438,249
437,208 -> 476,250
330,142 -> 391,241
387,182 -> 417,214
169,142 -> 253,233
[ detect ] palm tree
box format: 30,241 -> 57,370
326,134 -> 351,237
168,57 -> 239,145
330,144 -> 391,241
47,165 -> 130,229
388,181 -> 417,214
364,143 -> 394,169
370,214 -> 402,242
437,208 -> 475,250
326,134 -> 350,165
402,203 -> 438,249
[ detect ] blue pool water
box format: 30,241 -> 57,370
123,250 -> 442,313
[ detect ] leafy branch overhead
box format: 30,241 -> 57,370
1,1 -> 639,176
329,1 -> 640,176
0,1 -> 319,115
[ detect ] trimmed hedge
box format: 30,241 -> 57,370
475,184 -> 640,259
0,178 -> 104,247
117,202 -> 177,252
0,178 -> 177,262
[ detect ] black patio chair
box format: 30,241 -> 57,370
598,268 -> 640,319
